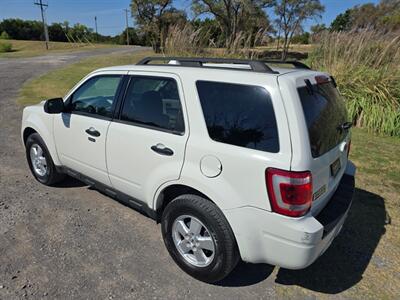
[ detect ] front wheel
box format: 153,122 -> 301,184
25,133 -> 65,186
161,194 -> 239,283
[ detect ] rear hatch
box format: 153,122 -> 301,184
279,72 -> 351,215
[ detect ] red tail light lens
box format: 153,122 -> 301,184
266,168 -> 313,217
315,75 -> 330,84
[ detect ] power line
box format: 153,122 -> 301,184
94,16 -> 98,42
34,0 -> 49,50
124,8 -> 129,46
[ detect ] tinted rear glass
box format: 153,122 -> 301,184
196,81 -> 279,153
298,81 -> 348,157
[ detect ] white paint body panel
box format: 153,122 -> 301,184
53,113 -> 111,185
21,102 -> 61,165
21,63 -> 356,270
277,72 -> 351,215
106,71 -> 189,206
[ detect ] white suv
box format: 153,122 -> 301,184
21,57 -> 356,282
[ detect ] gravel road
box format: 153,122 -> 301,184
0,47 -> 282,299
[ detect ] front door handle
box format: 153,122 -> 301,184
151,143 -> 174,156
85,127 -> 101,137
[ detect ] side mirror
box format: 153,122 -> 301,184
44,98 -> 64,114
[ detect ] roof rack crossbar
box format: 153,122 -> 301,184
262,60 -> 311,70
136,56 -> 279,74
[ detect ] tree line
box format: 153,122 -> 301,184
0,19 -> 144,45
131,0 -> 399,58
1,0 -> 399,59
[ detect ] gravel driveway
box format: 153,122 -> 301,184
2,47 -> 380,300
0,47 -> 283,299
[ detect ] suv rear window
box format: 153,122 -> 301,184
196,81 -> 279,153
298,81 -> 348,157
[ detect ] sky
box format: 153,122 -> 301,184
0,0 -> 380,37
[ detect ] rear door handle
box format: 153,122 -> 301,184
85,127 -> 101,137
151,143 -> 174,156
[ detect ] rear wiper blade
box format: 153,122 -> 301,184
337,121 -> 353,132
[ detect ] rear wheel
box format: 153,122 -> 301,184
26,133 -> 65,185
161,194 -> 239,283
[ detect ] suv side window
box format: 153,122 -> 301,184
70,75 -> 122,118
196,81 -> 279,153
119,76 -> 184,133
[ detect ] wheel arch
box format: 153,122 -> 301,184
154,183 -> 215,222
21,118 -> 61,166
23,127 -> 38,145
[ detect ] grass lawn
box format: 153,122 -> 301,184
0,39 -> 123,58
17,50 -> 153,106
17,51 -> 400,298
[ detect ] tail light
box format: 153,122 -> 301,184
315,75 -> 330,84
266,168 -> 313,217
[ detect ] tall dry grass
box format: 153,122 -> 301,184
163,24 -> 267,59
163,25 -> 209,56
309,29 -> 400,136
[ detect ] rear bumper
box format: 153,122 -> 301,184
224,166 -> 355,269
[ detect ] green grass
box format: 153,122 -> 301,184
17,50 -> 153,106
276,128 -> 400,299
17,50 -> 400,298
0,39 -> 123,58
0,41 -> 12,52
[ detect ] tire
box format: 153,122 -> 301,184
161,194 -> 239,283
25,133 -> 65,186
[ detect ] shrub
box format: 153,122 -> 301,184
0,31 -> 10,39
0,42 -> 12,52
309,29 -> 400,136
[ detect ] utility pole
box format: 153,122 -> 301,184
124,8 -> 130,46
94,16 -> 98,42
34,0 -> 49,50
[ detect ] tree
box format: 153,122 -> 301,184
131,0 -> 186,52
0,19 -> 42,40
192,18 -> 223,46
310,23 -> 326,42
0,31 -> 10,40
118,27 -> 140,45
48,23 -> 68,42
192,0 -> 274,49
274,0 -> 324,60
291,32 -> 310,44
310,23 -> 326,35
330,0 -> 400,32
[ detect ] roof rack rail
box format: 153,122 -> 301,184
262,60 -> 311,70
136,56 -> 279,74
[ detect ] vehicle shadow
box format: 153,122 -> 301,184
53,176 -> 86,188
216,262 -> 274,287
216,188 -> 387,293
275,188 -> 387,294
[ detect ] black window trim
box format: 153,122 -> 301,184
195,79 -> 280,153
114,74 -> 186,136
63,74 -> 126,121
297,81 -> 348,158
